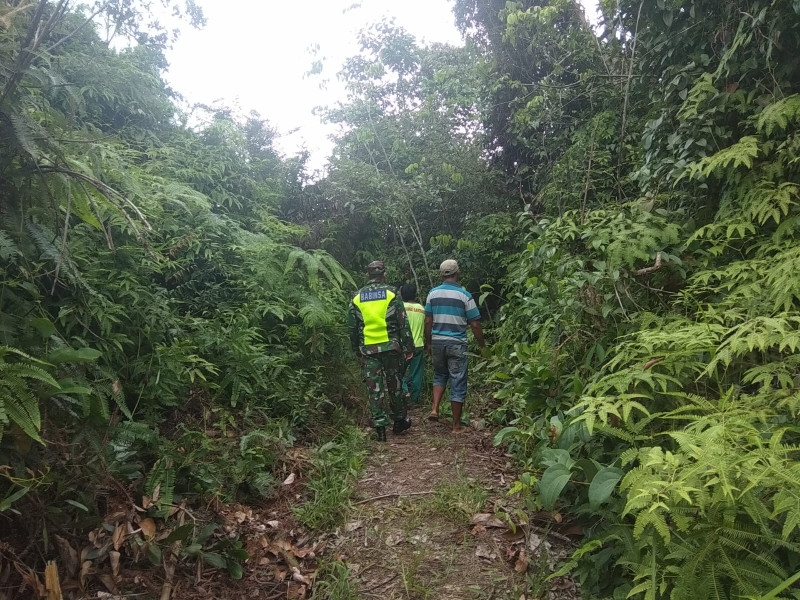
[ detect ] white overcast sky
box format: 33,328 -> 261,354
164,0 -> 598,173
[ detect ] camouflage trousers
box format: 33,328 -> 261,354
361,351 -> 407,429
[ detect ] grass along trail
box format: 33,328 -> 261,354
322,409 -> 581,600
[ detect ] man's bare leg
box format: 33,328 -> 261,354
430,385 -> 445,419
452,401 -> 465,434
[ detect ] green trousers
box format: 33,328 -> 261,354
361,351 -> 407,429
402,348 -> 424,405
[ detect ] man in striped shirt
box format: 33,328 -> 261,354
424,259 -> 485,433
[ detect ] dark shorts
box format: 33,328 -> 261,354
431,343 -> 468,403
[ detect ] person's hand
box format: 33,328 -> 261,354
405,352 -> 414,362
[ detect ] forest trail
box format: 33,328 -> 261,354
326,409 -> 580,600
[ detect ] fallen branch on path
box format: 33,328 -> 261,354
354,491 -> 434,505
361,573 -> 400,593
529,525 -> 573,544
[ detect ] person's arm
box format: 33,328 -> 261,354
346,299 -> 360,353
464,292 -> 485,350
424,294 -> 434,354
470,320 -> 485,350
424,315 -> 433,354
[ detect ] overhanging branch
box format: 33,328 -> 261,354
634,252 -> 663,276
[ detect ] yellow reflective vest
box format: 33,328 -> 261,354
347,281 -> 414,356
403,302 -> 425,348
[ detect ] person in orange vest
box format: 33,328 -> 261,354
347,261 -> 415,442
400,283 -> 425,405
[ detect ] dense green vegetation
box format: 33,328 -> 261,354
2,0 -> 800,598
0,0 -> 356,585
306,1 -> 800,598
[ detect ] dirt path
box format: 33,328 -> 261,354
327,409 -> 580,600
82,408 -> 580,600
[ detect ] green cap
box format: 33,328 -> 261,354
366,260 -> 386,277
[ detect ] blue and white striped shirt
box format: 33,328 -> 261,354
424,283 -> 481,345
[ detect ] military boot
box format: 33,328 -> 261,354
375,427 -> 387,442
393,417 -> 412,435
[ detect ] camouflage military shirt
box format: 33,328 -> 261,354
347,280 -> 414,356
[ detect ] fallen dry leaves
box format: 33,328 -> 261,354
514,551 -> 530,573
138,517 -> 156,539
11,488 -> 325,600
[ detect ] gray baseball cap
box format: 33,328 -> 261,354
440,259 -> 459,277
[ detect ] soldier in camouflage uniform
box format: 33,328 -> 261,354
347,261 -> 415,442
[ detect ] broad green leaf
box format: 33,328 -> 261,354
540,448 -> 575,469
588,467 -> 624,509
493,426 -> 519,446
27,318 -> 56,337
48,347 -> 101,364
228,560 -> 244,579
196,523 -> 218,543
54,378 -> 92,396
165,523 -> 195,544
147,544 -> 162,565
538,463 -> 572,510
202,552 -> 227,569
227,548 -> 249,561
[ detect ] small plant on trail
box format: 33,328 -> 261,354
525,543 -> 552,600
425,435 -> 448,450
401,550 -> 438,599
425,471 -> 489,524
180,523 -> 250,579
312,559 -> 362,600
293,426 -> 367,530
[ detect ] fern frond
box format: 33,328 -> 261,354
757,94 -> 800,136
689,136 -> 760,179
0,382 -> 42,443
